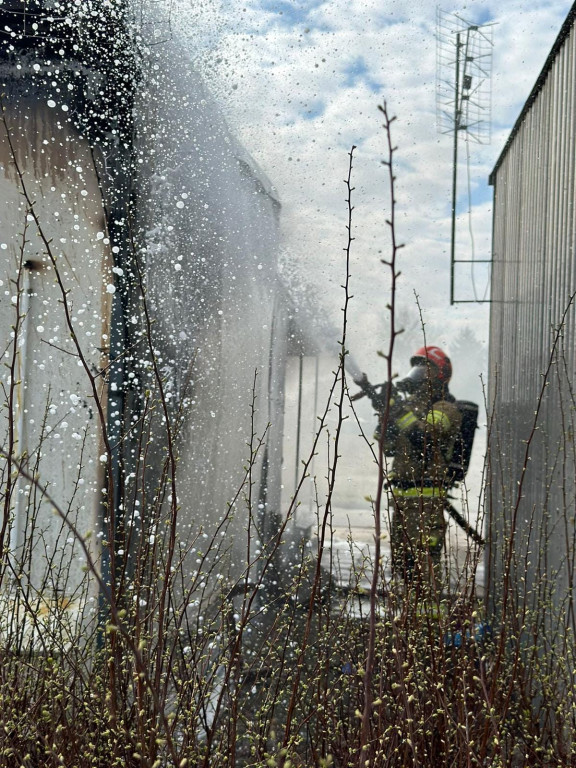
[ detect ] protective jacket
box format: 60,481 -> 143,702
379,389 -> 462,582
383,392 -> 462,492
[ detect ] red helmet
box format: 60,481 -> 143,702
410,346 -> 452,383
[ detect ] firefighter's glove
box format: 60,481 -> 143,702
376,397 -> 402,423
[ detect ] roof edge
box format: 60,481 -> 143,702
489,2 -> 576,185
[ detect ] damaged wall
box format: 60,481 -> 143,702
0,0 -> 288,631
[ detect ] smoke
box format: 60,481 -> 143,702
343,351 -> 363,382
310,326 -> 364,383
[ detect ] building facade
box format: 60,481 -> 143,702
0,1 -> 289,639
488,4 -> 576,637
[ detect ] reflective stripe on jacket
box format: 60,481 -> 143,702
383,396 -> 462,490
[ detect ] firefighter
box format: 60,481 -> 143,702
376,346 -> 461,585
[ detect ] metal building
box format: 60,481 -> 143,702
488,4 -> 576,634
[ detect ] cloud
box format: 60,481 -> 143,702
179,0 -> 573,374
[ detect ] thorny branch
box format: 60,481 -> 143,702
359,101 -> 404,761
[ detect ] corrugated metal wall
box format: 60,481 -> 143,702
488,11 -> 576,628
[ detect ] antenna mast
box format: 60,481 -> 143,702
436,9 -> 494,304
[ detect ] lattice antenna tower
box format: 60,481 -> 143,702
436,9 -> 494,304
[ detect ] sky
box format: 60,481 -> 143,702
167,0 -> 574,391
136,0 -> 572,396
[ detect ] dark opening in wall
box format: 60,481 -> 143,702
0,0 -> 136,145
